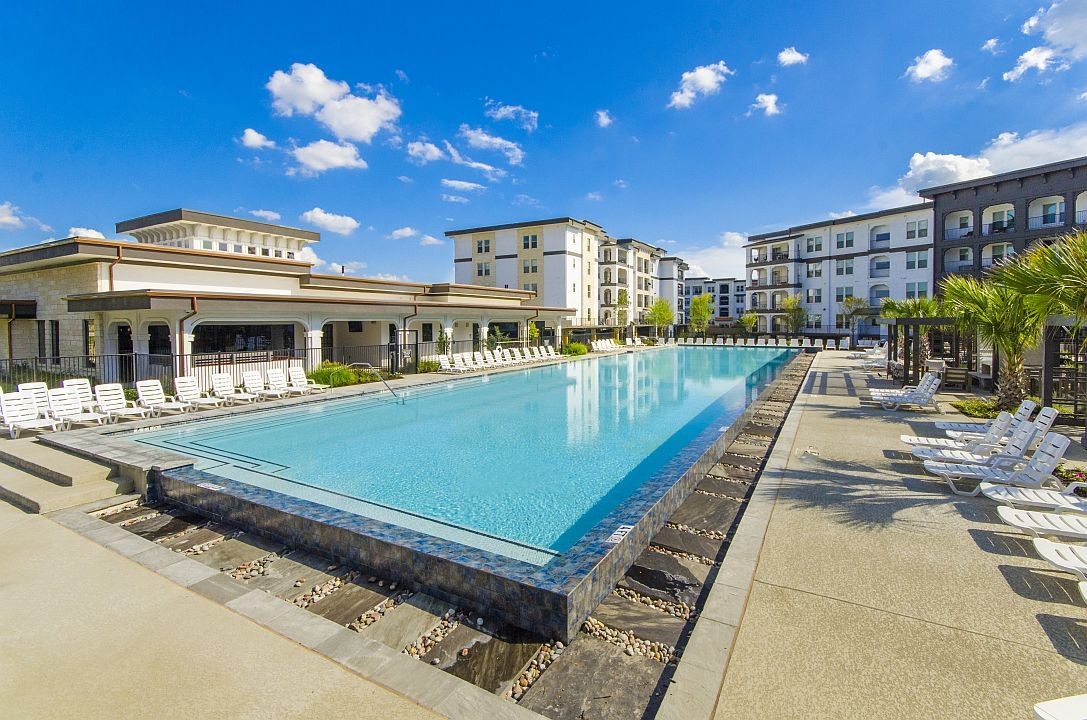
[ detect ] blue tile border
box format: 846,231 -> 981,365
155,349 -> 803,641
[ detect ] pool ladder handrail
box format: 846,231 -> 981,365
346,363 -> 405,405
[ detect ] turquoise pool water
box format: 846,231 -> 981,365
133,347 -> 792,564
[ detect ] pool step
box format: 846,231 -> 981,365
0,438 -> 116,486
0,462 -> 132,513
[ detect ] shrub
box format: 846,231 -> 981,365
309,362 -> 358,388
417,360 -> 440,373
562,342 -> 588,356
642,337 -> 658,346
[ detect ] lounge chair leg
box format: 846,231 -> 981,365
945,477 -> 982,496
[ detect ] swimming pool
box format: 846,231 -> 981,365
135,346 -> 792,563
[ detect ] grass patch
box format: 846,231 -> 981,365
951,395 -> 1074,418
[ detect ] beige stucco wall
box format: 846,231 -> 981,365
0,262 -> 106,359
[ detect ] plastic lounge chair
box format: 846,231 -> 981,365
839,337 -> 851,350
901,411 -> 1014,450
94,383 -> 150,422
174,376 -> 226,408
46,387 -> 107,428
136,379 -> 192,415
911,419 -> 1035,465
1,391 -> 61,438
1031,539 -> 1087,581
877,377 -> 942,411
945,402 -> 1047,441
16,382 -> 50,417
936,399 -> 1037,434
545,346 -> 558,358
266,368 -> 309,396
1034,693 -> 1087,720
870,372 -> 938,396
288,367 -> 330,393
210,373 -> 257,404
438,355 -> 464,374
979,483 -> 1087,513
243,371 -> 288,400
927,432 -> 1071,496
62,378 -> 97,411
997,505 -> 1087,541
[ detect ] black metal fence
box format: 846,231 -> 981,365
0,354 -> 175,390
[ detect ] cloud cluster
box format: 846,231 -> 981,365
777,47 -> 809,66
249,209 -> 281,221
484,100 -> 539,132
68,227 -> 106,238
440,179 -> 485,192
0,201 -> 50,232
905,49 -> 954,82
1005,2 -> 1084,81
300,207 -> 360,235
290,140 -> 368,176
241,128 -> 276,149
682,231 -> 748,279
458,125 -> 524,165
419,234 -> 444,246
595,109 -> 614,127
668,61 -> 734,109
388,226 -> 417,239
406,140 -> 444,164
749,93 -> 781,116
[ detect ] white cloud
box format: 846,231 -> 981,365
249,209 -> 281,222
667,61 -> 734,109
68,227 -> 105,238
777,47 -> 809,66
905,49 -> 954,82
614,179 -> 628,189
865,121 -> 1087,209
315,89 -> 401,144
981,38 -> 1001,54
388,226 -> 417,239
458,125 -> 524,165
0,201 -> 50,232
440,179 -> 485,192
406,140 -> 445,164
443,141 -> 507,181
369,272 -> 411,282
395,69 -> 409,83
397,175 -> 414,183
484,99 -> 539,132
828,210 -> 857,220
978,77 -> 991,90
585,191 -> 602,201
299,245 -> 369,276
300,207 -> 360,235
419,234 -> 444,246
595,109 -> 614,127
441,194 -> 470,204
1080,91 -> 1087,102
240,128 -> 276,149
290,140 -> 367,176
1003,46 -> 1062,81
513,194 -> 540,207
682,231 -> 748,278
748,93 -> 781,116
266,63 -> 349,116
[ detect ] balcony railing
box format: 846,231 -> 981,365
770,252 -> 790,262
944,226 -> 975,241
980,256 -> 1011,269
869,239 -> 890,251
982,220 -> 1016,236
943,260 -> 975,274
869,267 -> 890,278
1028,212 -> 1066,230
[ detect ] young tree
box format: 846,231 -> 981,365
739,311 -> 759,334
616,289 -> 630,327
838,295 -> 870,344
689,294 -> 713,336
645,297 -> 675,337
779,294 -> 807,335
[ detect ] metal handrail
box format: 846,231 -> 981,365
346,363 -> 404,405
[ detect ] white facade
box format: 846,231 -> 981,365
682,276 -> 742,325
599,238 -> 664,325
745,203 -> 934,335
657,257 -> 688,324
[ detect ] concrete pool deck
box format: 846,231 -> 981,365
711,352 -> 1087,718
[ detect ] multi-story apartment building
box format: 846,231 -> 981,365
682,276 -> 742,325
657,256 -> 688,324
732,279 -> 747,315
599,238 -> 665,325
918,156 -> 1087,280
744,203 -> 934,336
448,217 -> 602,326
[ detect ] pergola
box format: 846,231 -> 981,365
877,316 -> 971,387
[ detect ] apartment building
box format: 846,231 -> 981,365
744,203 -> 934,336
682,276 -> 743,325
918,156 -> 1087,280
657,256 -> 688,324
448,217 -> 602,326
599,238 -> 665,325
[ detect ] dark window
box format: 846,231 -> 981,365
422,323 -> 434,342
347,321 -> 364,332
82,319 -> 95,356
192,324 -> 295,354
37,320 -> 46,359
148,325 -> 172,355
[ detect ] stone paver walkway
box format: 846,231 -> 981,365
715,352 -> 1087,719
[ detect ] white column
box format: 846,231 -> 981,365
304,329 -> 323,370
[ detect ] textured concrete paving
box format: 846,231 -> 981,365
715,353 -> 1087,719
0,501 -> 439,720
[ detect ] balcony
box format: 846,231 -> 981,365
869,266 -> 890,279
869,238 -> 890,251
982,220 -> 1016,236
770,251 -> 790,262
943,260 -> 974,274
944,226 -> 975,241
1078,209 -> 1087,226
1028,212 -> 1066,230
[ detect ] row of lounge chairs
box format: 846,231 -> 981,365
898,399 -> 1087,717
676,336 -> 851,350
869,371 -> 942,411
0,367 -> 329,438
437,347 -> 558,374
590,339 -> 625,352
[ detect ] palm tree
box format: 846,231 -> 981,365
939,275 -> 1044,410
879,296 -> 943,366
990,230 -> 1087,324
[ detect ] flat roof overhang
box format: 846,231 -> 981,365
0,300 -> 36,319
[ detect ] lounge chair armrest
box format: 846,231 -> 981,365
1061,482 -> 1087,494
990,456 -> 1024,470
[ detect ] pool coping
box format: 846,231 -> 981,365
654,351 -> 815,719
42,346 -> 802,642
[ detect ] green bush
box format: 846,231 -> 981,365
309,362 -> 359,388
562,342 -> 588,356
642,337 -> 658,346
416,360 -> 440,373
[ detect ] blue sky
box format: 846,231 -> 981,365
1,1 -> 1085,280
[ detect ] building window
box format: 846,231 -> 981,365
522,282 -> 538,293
958,215 -> 971,230
806,236 -> 823,253
835,231 -> 854,249
476,262 -> 491,277
274,249 -> 283,258
476,238 -> 491,253
261,248 -> 270,256
835,286 -> 853,302
82,319 -> 96,356
905,282 -> 928,299
37,320 -> 60,361
992,243 -> 1013,262
523,259 -> 538,273
806,289 -> 822,304
587,284 -> 591,297
201,240 -> 213,250
522,234 -> 538,249
422,323 -> 434,342
906,220 -> 929,239
806,262 -> 822,278
957,247 -> 971,262
835,259 -> 853,276
247,246 -> 257,255
1042,202 -> 1063,224
806,314 -> 822,329
906,251 -> 928,270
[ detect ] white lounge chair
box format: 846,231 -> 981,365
62,378 -> 97,411
998,505 -> 1087,541
545,346 -> 558,358
211,373 -> 257,404
901,411 -> 1014,450
980,483 -> 1087,513
946,403 -> 1050,442
46,387 -> 107,428
242,371 -> 288,400
288,367 -> 330,393
839,337 -> 851,350
1034,693 -> 1087,720
136,379 -> 192,415
927,432 -> 1071,496
1031,538 -> 1087,581
937,399 -> 1037,434
174,376 -> 226,409
472,351 -> 492,368
16,382 -> 49,417
911,419 -> 1035,465
94,383 -> 150,422
438,355 -> 464,374
875,376 -> 941,411
266,368 -> 308,396
1,391 -> 61,438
